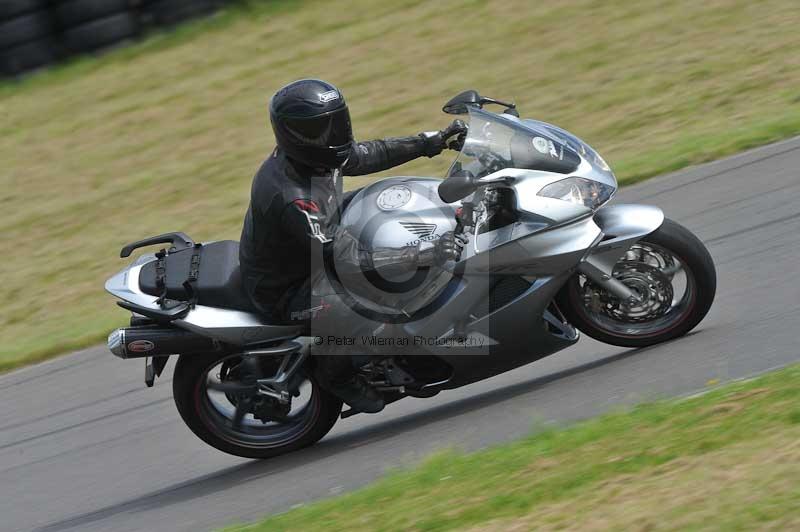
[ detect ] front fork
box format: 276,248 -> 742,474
578,258 -> 641,304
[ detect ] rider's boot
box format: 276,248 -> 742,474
328,374 -> 385,413
316,355 -> 384,413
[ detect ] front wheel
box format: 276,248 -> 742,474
173,352 -> 342,459
557,218 -> 716,348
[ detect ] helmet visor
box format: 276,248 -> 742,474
283,107 -> 352,147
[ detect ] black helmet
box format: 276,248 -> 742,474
269,79 -> 353,169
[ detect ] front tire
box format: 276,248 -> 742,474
173,352 -> 342,459
558,218 -> 716,348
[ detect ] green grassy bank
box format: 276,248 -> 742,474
225,363 -> 800,531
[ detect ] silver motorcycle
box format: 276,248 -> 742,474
105,90 -> 716,458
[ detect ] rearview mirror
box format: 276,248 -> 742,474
442,90 -> 482,115
438,173 -> 476,203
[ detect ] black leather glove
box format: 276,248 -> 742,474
441,119 -> 468,151
434,231 -> 466,264
416,231 -> 467,267
419,119 -> 468,157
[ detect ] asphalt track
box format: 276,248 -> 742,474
3,138 -> 800,532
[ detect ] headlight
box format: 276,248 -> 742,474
537,177 -> 615,210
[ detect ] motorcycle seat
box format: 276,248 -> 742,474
139,240 -> 258,313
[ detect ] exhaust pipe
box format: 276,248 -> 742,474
108,326 -> 218,359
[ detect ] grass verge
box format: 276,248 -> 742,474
2,0 -> 800,370
224,363 -> 800,531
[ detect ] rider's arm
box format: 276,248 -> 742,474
280,200 -> 462,276
342,120 -> 467,176
279,199 -> 419,275
331,230 -> 422,277
331,231 -> 462,278
342,135 -> 443,177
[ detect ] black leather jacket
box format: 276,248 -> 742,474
239,135 -> 442,317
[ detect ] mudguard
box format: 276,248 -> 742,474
584,203 -> 665,275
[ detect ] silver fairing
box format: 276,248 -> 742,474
519,117 -> 617,188
448,107 -> 617,189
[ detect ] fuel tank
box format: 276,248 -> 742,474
334,177 -> 458,317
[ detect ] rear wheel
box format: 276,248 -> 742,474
173,352 -> 342,459
62,12 -> 139,54
144,0 -> 220,27
557,218 -> 716,348
0,38 -> 55,76
54,0 -> 130,29
0,10 -> 52,50
0,1 -> 45,21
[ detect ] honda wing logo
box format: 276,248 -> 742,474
400,221 -> 439,245
400,222 -> 437,238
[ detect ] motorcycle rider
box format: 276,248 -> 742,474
239,79 -> 466,413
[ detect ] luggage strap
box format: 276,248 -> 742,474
155,248 -> 168,306
182,243 -> 203,308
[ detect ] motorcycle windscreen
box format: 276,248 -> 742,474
446,107 -> 580,179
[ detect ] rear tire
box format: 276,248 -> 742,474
54,0 -> 130,29
0,38 -> 55,76
0,11 -> 51,50
62,12 -> 139,54
144,0 -> 219,27
173,351 -> 342,459
557,218 -> 716,348
0,0 -> 45,23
